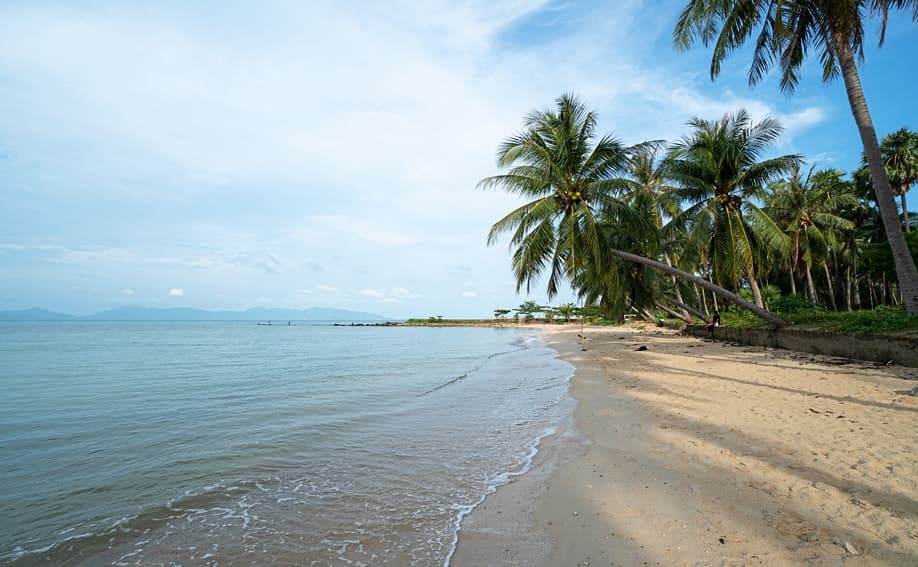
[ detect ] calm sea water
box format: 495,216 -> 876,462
0,322 -> 573,566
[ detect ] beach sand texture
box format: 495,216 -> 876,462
452,325 -> 918,566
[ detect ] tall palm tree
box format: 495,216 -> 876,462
666,110 -> 799,307
879,127 -> 918,233
480,93 -> 636,298
616,142 -> 691,314
480,94 -> 788,325
673,0 -> 918,314
766,166 -> 856,302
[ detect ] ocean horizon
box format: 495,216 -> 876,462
0,321 -> 574,566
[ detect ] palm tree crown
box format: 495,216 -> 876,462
879,127 -> 918,232
666,110 -> 800,306
479,93 -> 635,298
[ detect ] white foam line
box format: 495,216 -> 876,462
441,426 -> 557,567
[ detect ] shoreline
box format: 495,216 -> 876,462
452,325 -> 918,566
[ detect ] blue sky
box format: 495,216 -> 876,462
1,1 -> 916,318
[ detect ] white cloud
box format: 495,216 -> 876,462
0,1 -> 857,319
168,288 -> 185,297
358,289 -> 385,298
390,287 -> 420,299
462,291 -> 478,298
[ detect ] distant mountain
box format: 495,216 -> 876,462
0,306 -> 388,322
0,307 -> 78,321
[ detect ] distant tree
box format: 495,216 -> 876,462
556,303 -> 575,323
493,308 -> 512,319
879,128 -> 918,233
765,166 -> 856,303
516,300 -> 541,321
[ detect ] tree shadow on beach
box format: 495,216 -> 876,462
590,341 -> 918,560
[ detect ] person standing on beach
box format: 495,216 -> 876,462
707,310 -> 720,337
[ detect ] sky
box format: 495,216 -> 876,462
1,1 -> 916,319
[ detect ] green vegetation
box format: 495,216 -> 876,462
719,305 -> 918,337
478,3 -> 918,333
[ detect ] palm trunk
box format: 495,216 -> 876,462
836,37 -> 918,314
697,283 -> 709,316
664,254 -> 690,318
823,263 -> 837,311
663,295 -> 709,321
845,265 -> 853,311
851,236 -> 862,310
656,303 -> 693,324
607,248 -> 787,325
902,191 -> 910,233
805,263 -> 817,304
748,269 -> 764,308
832,251 -> 841,309
868,275 -> 877,309
791,231 -> 800,296
709,274 -> 720,311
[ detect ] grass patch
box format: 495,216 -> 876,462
782,306 -> 918,336
719,305 -> 918,337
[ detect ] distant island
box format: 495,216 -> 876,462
0,306 -> 388,322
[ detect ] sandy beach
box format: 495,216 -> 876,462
452,325 -> 918,566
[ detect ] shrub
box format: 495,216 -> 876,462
771,295 -> 822,314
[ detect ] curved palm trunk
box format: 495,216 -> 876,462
836,37 -> 918,314
607,248 -> 788,326
656,302 -> 694,324
664,254 -> 690,318
663,295 -> 709,321
901,191 -> 910,233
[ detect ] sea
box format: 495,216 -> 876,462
0,322 -> 575,566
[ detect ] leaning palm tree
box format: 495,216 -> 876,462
673,0 -> 918,314
879,127 -> 918,233
480,94 -> 788,325
666,110 -> 799,307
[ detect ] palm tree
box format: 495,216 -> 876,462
666,110 -> 799,307
766,166 -> 856,303
480,94 -> 787,325
615,142 -> 691,316
879,128 -> 918,233
673,0 -> 918,314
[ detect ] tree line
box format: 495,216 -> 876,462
483,1 -> 918,326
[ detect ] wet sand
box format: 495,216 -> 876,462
452,325 -> 918,566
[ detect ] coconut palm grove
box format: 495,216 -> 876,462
481,1 -> 918,328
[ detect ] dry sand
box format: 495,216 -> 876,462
452,325 -> 918,566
